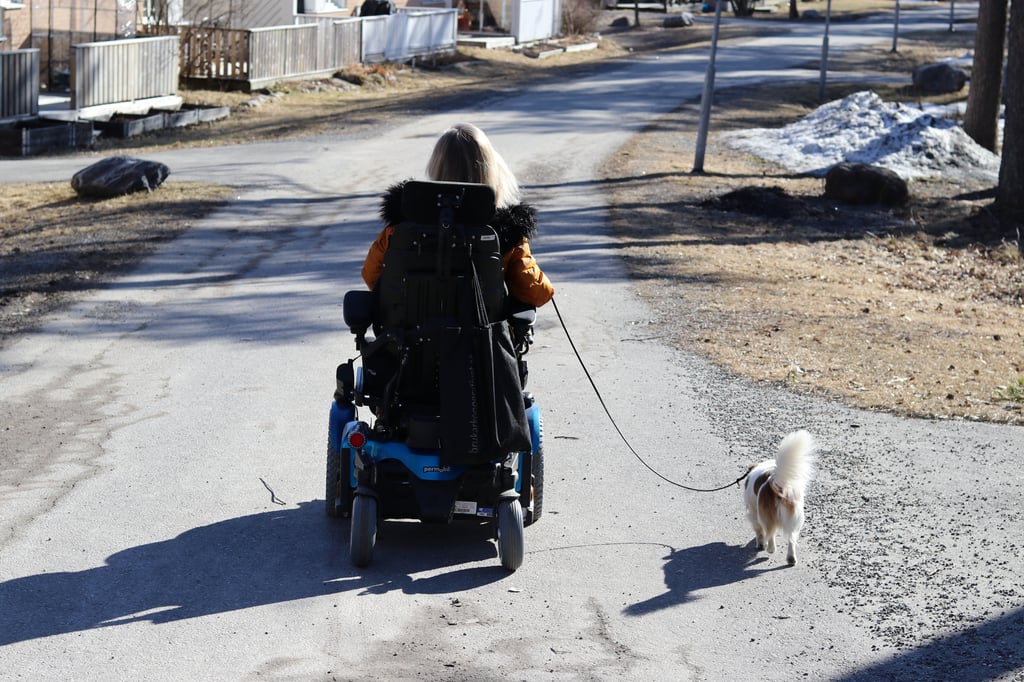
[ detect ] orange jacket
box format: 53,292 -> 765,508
361,224 -> 555,307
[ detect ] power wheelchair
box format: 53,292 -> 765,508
326,181 -> 545,571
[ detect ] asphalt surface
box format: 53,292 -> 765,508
3,4 -> 1023,680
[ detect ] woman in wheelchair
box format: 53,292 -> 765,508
361,122 -> 555,309
333,125 -> 553,570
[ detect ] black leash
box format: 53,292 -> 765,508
550,296 -> 752,493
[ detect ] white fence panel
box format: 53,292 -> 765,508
511,0 -> 559,44
392,9 -> 457,60
361,10 -> 456,63
1,49 -> 40,120
385,13 -> 410,61
361,15 -> 389,63
294,14 -> 362,70
72,36 -> 179,110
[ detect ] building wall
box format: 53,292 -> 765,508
18,1 -> 138,90
4,5 -> 33,49
180,0 -> 296,28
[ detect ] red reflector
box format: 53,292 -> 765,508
349,432 -> 366,448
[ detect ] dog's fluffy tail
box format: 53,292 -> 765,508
773,430 -> 816,502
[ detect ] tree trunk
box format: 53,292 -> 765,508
996,0 -> 1024,217
963,0 -> 1008,151
789,0 -> 799,19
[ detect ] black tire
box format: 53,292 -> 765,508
497,499 -> 524,571
325,446 -> 352,518
523,445 -> 545,526
350,494 -> 378,568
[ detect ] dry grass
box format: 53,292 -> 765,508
0,182 -> 233,337
605,77 -> 1024,424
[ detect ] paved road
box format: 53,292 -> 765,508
4,5 -> 1023,680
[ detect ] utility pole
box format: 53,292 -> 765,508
818,0 -> 833,102
891,0 -> 901,52
693,0 -> 725,173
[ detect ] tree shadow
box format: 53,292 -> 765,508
0,501 -> 512,646
623,540 -> 784,616
839,607 -> 1024,682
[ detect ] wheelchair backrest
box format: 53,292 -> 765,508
374,181 -> 506,330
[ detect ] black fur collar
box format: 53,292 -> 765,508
379,180 -> 538,252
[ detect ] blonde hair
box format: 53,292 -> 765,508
426,123 -> 521,209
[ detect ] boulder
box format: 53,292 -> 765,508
71,156 -> 170,199
912,62 -> 968,94
609,16 -> 630,28
824,162 -> 909,206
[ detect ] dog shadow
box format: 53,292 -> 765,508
623,540 -> 783,616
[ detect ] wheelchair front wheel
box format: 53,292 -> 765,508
497,499 -> 524,571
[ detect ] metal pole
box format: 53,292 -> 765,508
891,0 -> 900,52
693,0 -> 724,173
949,0 -> 956,31
818,0 -> 832,102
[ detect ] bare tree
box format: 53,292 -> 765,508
963,0 -> 1007,151
996,0 -> 1024,217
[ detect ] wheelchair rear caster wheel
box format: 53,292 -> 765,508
497,499 -> 524,571
350,494 -> 378,568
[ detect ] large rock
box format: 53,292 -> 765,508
71,156 -> 170,199
824,162 -> 909,206
912,62 -> 968,94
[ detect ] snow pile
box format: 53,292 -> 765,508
721,90 -> 1001,183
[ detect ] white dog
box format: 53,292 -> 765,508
744,430 -> 816,566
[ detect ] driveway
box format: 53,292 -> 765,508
4,5 -> 1023,680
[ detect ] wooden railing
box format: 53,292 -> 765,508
176,26 -> 251,80
71,36 -> 179,109
0,49 -> 40,121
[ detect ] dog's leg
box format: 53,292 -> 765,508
785,510 -> 804,566
765,531 -> 776,554
753,525 -> 766,551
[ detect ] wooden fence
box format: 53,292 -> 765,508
0,49 -> 41,121
71,36 -> 179,110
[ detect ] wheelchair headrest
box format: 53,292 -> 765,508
401,181 -> 496,227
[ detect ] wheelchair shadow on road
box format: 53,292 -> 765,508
623,540 -> 784,617
0,500 -> 513,646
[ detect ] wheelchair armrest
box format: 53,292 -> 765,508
507,302 -> 536,359
343,290 -> 373,336
504,297 -> 536,328
509,308 -> 536,328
